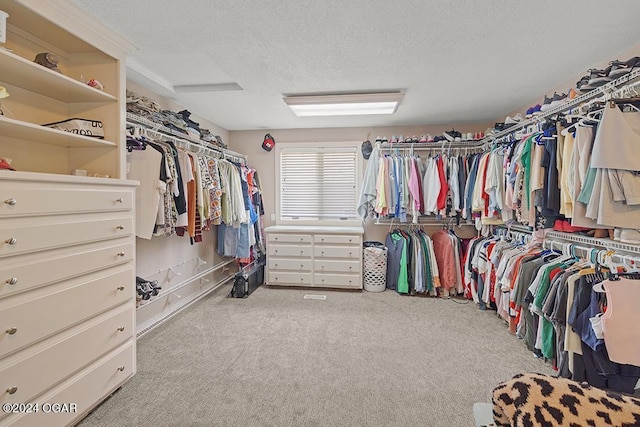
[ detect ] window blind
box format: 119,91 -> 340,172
280,148 -> 357,220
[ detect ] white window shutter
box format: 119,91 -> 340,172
280,149 -> 357,220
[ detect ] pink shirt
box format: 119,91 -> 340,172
408,158 -> 421,214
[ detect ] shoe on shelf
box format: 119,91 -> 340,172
390,135 -> 398,143
575,75 -> 591,93
549,92 -> 568,108
466,132 -> 473,141
411,135 -> 419,143
525,106 -> 535,118
375,136 -> 382,143
404,136 -> 412,143
504,113 -> 523,128
531,104 -> 542,116
616,228 -> 640,244
419,134 -> 428,143
426,134 -> 434,142
381,136 -> 389,143
398,134 -> 404,143
443,130 -> 456,142
608,57 -> 640,79
568,88 -> 578,100
586,66 -> 612,88
540,95 -> 553,112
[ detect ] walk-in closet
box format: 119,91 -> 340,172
1,1 -> 640,426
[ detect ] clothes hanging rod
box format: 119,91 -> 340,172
496,223 -> 534,234
545,230 -> 640,256
378,141 -> 485,149
129,126 -> 242,162
126,112 -> 247,162
480,68 -> 640,144
373,217 -> 474,226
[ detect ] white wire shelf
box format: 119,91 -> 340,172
126,112 -> 247,162
545,230 -> 640,255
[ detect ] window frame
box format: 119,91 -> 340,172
275,141 -> 363,226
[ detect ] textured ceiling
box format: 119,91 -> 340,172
72,0 -> 640,131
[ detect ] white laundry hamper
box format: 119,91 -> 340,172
363,242 -> 387,292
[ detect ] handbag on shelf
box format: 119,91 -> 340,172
42,118 -> 104,139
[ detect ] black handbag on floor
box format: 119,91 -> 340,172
229,258 -> 265,298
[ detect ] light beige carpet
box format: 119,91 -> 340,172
79,285 -> 554,427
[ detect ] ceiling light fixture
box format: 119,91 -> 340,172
283,92 -> 403,117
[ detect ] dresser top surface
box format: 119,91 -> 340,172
265,225 -> 364,235
0,171 -> 138,187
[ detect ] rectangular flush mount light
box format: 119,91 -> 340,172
283,92 -> 403,117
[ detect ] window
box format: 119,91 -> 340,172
277,143 -> 361,224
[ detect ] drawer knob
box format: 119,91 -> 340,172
300,278 -> 304,281
5,237 -> 17,245
6,277 -> 18,285
274,264 -> 278,267
4,198 -> 16,206
300,264 -> 304,268
6,386 -> 18,395
321,251 -> 324,255
349,239 -> 352,242
117,366 -> 125,372
115,197 -> 123,203
274,250 -> 278,254
275,277 -> 278,280
349,266 -> 352,270
116,225 -> 125,230
116,252 -> 126,257
300,237 -> 303,241
117,286 -> 125,291
274,237 -> 278,240
300,250 -> 303,254
117,326 -> 125,332
349,252 -> 352,256
6,327 -> 17,335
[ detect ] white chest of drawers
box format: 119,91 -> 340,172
265,226 -> 364,289
0,172 -> 137,426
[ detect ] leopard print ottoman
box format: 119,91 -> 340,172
491,373 -> 640,426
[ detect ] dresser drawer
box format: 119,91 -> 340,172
268,258 -> 312,272
0,212 -> 133,258
268,233 -> 312,244
0,306 -> 133,409
315,259 -> 360,274
268,271 -> 312,286
315,273 -> 361,289
0,182 -> 133,218
0,265 -> 133,359
314,246 -> 359,259
268,245 -> 312,258
0,239 -> 133,298
314,234 -> 360,245
6,341 -> 135,427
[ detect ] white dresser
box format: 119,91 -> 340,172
0,173 -> 137,426
265,226 -> 364,289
